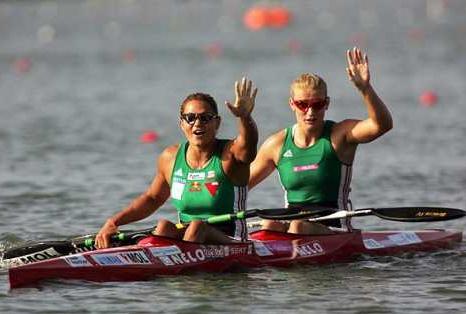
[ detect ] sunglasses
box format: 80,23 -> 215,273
180,112 -> 218,125
291,97 -> 329,113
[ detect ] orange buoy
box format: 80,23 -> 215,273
419,90 -> 438,107
267,6 -> 292,29
243,6 -> 269,31
140,130 -> 159,143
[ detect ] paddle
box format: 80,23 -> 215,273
2,228 -> 155,265
3,206 -> 464,265
2,207 -> 327,264
308,206 -> 466,222
246,206 -> 466,227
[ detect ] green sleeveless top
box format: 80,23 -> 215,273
276,120 -> 352,208
170,140 -> 248,225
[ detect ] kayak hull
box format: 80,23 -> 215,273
8,229 -> 462,289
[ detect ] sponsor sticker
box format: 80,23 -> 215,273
92,250 -> 151,266
158,256 -> 175,266
92,253 -> 125,265
388,232 -> 422,246
149,247 -> 207,266
253,241 -> 273,256
293,164 -> 319,172
187,172 -> 205,180
172,177 -> 186,184
63,255 -> 92,267
294,242 -> 324,257
199,245 -> 226,258
205,182 -> 219,196
363,238 -> 385,249
149,245 -> 182,257
189,182 -> 202,192
174,168 -> 183,177
8,247 -> 62,266
207,171 -> 216,179
283,150 -> 293,158
171,181 -> 185,200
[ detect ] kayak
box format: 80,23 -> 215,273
8,228 -> 462,289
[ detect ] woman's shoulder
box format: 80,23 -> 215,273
263,128 -> 287,148
159,144 -> 181,162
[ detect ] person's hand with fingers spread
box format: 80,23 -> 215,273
226,77 -> 258,118
346,47 -> 371,92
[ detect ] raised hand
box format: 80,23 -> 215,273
346,47 -> 370,92
226,77 -> 258,118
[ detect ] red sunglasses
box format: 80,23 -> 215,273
291,97 -> 329,113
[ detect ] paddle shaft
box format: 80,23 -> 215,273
3,206 -> 464,264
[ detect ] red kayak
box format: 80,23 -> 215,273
8,229 -> 462,289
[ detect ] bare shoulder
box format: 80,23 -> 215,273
261,129 -> 286,150
159,144 -> 179,160
157,144 -> 179,175
332,119 -> 360,139
257,129 -> 286,163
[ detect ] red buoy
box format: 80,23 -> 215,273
419,90 -> 438,107
243,6 -> 269,31
267,6 -> 292,29
140,131 -> 159,143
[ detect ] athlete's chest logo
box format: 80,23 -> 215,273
283,149 -> 293,158
187,172 -> 205,180
293,164 -> 319,172
204,182 -> 219,196
189,181 -> 202,192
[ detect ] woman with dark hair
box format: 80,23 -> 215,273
95,78 -> 258,248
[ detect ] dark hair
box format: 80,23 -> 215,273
180,93 -> 218,115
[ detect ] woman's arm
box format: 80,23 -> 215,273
342,47 -> 393,144
95,146 -> 175,248
248,130 -> 284,190
226,77 -> 259,164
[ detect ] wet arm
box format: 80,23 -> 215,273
345,47 -> 393,144
346,84 -> 393,144
231,115 -> 258,163
248,133 -> 281,189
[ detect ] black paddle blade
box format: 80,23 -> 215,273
2,228 -> 154,265
2,241 -> 77,261
254,207 -> 332,220
372,207 -> 466,222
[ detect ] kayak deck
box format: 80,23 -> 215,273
8,229 -> 462,289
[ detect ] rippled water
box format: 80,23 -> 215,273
1,1 -> 465,313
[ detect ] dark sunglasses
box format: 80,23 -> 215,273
291,97 -> 329,113
180,112 -> 218,125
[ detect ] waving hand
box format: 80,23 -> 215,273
346,47 -> 370,92
226,77 -> 258,118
